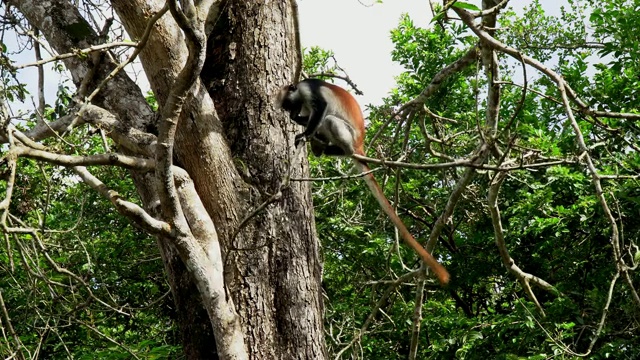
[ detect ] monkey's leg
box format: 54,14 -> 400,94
320,115 -> 357,155
310,139 -> 327,156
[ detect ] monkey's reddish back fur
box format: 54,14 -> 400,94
323,82 -> 366,155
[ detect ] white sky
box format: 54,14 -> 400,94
10,0 -> 430,113
9,0 -> 565,113
298,0 -> 431,107
297,0 -> 565,108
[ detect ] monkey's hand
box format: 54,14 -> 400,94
289,108 -> 310,126
294,133 -> 307,148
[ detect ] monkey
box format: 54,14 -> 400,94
277,79 -> 450,286
278,83 -> 341,157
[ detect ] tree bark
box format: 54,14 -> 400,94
203,1 -> 326,358
7,0 -> 326,358
112,0 -> 326,357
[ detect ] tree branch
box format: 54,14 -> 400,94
13,42 -> 138,70
9,146 -> 155,171
488,172 -> 556,315
408,279 -> 426,360
334,269 -> 422,360
72,166 -> 171,236
455,5 -> 640,308
155,0 -> 205,226
369,45 -> 479,148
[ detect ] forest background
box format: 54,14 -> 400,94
0,0 -> 638,359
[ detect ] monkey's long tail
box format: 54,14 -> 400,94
354,160 -> 450,286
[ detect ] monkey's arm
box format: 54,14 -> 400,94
301,98 -> 327,136
295,97 -> 326,147
290,113 -> 309,126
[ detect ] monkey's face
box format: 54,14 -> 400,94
277,84 -> 299,112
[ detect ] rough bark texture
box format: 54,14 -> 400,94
203,1 -> 326,358
113,0 -> 326,358
8,0 -> 222,356
110,2 -> 236,356
11,0 -> 326,357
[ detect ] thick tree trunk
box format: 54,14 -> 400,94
113,0 -> 324,359
113,0 -> 326,357
10,0 -> 326,357
203,1 -> 326,358
114,0 -> 326,356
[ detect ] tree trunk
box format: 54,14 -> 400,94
203,1 -> 326,358
8,0 -> 326,358
113,0 -> 326,357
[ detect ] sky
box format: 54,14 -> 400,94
297,0 -> 565,108
9,0 -> 431,113
298,0 -> 431,107
8,0 -> 565,113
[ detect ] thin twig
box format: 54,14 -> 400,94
72,166 -> 171,236
334,269 -> 422,360
408,278 -> 426,360
290,167 -> 380,182
77,320 -> 141,360
67,4 -> 169,131
14,42 -> 138,70
9,146 -> 155,170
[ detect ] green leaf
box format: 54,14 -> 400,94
451,2 -> 481,11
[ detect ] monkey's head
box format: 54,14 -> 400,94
276,84 -> 298,111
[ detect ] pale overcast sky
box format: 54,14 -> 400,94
11,0 -> 431,112
298,0 -> 431,107
10,1 -> 565,113
297,0 -> 565,108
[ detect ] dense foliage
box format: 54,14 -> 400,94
0,110 -> 178,357
310,1 -> 640,359
1,0 -> 639,359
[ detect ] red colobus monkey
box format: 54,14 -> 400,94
277,79 -> 450,286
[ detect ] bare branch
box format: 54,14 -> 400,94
6,215 -> 131,316
369,45 -> 479,148
334,269 -> 421,360
0,134 -> 18,225
454,5 -> 640,308
488,172 -> 556,315
470,0 -> 509,17
423,106 -> 458,124
33,27 -> 45,124
496,81 -> 640,123
587,271 -> 620,353
290,0 -> 303,83
352,153 -> 576,172
307,72 -> 364,96
69,4 -> 169,130
154,0 -> 206,226
452,6 -> 637,119
0,290 -> 27,360
72,166 -> 171,236
404,45 -> 479,112
77,321 -> 141,360
0,104 -> 158,158
9,146 -> 155,170
424,146 -> 488,255
291,167 -> 381,182
13,42 -> 138,70
408,279 -> 425,360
